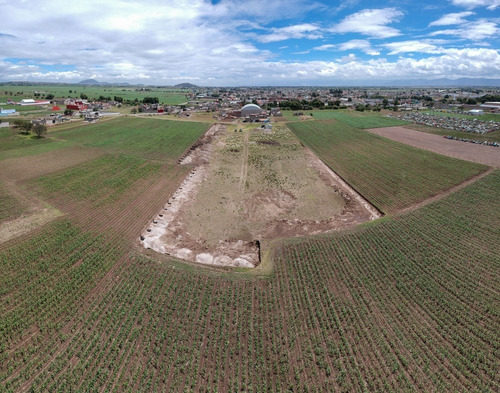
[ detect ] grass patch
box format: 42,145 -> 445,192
284,109 -> 409,128
0,128 -> 54,152
52,117 -> 209,161
289,119 -> 487,213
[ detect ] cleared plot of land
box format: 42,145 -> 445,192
2,171 -> 498,392
52,117 -> 209,161
289,119 -> 487,213
142,123 -> 378,267
185,124 -> 348,241
367,126 -> 500,167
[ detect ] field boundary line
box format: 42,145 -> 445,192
398,167 -> 494,215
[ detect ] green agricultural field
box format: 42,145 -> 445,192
33,155 -> 163,205
1,170 -> 498,392
316,111 -> 408,128
52,117 -> 209,161
283,109 -> 409,128
289,119 -> 487,213
0,182 -> 24,221
0,84 -> 188,105
0,105 -> 498,392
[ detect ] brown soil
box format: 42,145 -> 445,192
367,126 -> 500,167
141,123 -> 381,268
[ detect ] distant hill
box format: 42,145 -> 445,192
79,79 -> 109,85
174,83 -> 198,89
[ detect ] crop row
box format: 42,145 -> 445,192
53,117 -> 209,162
2,171 -> 498,391
288,119 -> 487,213
32,154 -> 163,206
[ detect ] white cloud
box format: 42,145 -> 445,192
313,44 -> 336,51
430,19 -> 499,40
257,23 -> 322,43
383,40 -> 443,54
450,0 -> 500,10
330,8 -> 403,38
0,0 -> 498,85
429,11 -> 474,26
339,40 -> 380,55
313,40 -> 380,56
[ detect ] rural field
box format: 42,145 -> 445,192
0,84 -> 188,105
288,119 -> 487,213
0,112 -> 498,392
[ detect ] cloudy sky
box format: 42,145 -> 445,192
1,0 -> 500,85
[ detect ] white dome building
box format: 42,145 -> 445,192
241,103 -> 262,117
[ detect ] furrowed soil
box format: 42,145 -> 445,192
142,123 -> 379,268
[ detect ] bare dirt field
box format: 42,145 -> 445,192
367,126 -> 500,167
142,123 -> 380,268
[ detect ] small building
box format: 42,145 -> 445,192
0,108 -> 17,116
19,99 -> 51,106
66,101 -> 88,111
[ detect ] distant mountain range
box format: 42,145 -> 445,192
78,79 -> 131,86
0,78 -> 498,88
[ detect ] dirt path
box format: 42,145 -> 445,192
239,130 -> 249,192
367,126 -> 500,167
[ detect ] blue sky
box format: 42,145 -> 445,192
0,0 -> 499,85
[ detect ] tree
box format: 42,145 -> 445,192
32,124 -> 47,138
130,108 -> 137,114
80,93 -> 88,100
46,93 -> 54,100
13,119 -> 32,134
64,109 -> 74,116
